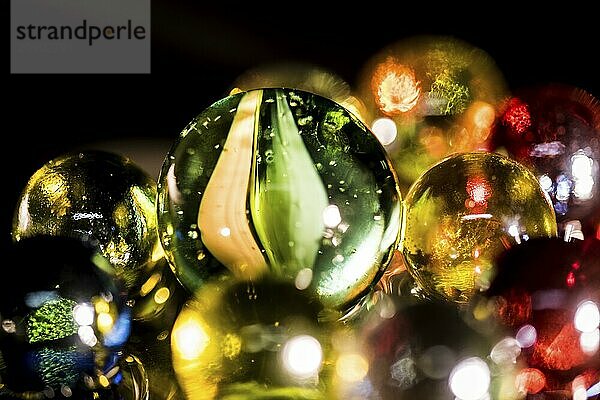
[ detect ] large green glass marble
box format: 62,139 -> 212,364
157,89 -> 401,311
12,151 -> 162,293
171,279 -> 329,400
401,152 -> 557,304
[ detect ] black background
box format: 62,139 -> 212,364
5,3 -> 599,254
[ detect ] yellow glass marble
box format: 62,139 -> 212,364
401,152 -> 557,303
12,151 -> 162,293
171,278 -> 329,400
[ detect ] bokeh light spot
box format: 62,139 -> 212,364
282,335 -> 323,379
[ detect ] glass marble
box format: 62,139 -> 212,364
157,88 -> 401,311
13,151 -> 162,294
0,237 -> 131,398
336,296 -> 499,400
401,152 -> 557,304
171,279 -> 330,400
489,84 -> 600,239
482,238 -> 600,394
358,35 -> 508,193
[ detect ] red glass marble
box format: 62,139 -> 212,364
486,237 -> 600,396
490,84 -> 600,239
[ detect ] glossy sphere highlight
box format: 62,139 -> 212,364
0,237 -> 131,397
158,89 -> 401,310
13,151 -> 161,292
401,152 -> 557,303
491,85 -> 600,238
171,279 -> 327,399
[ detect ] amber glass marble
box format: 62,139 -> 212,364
401,152 -> 557,303
12,151 -> 162,293
359,36 -> 508,193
